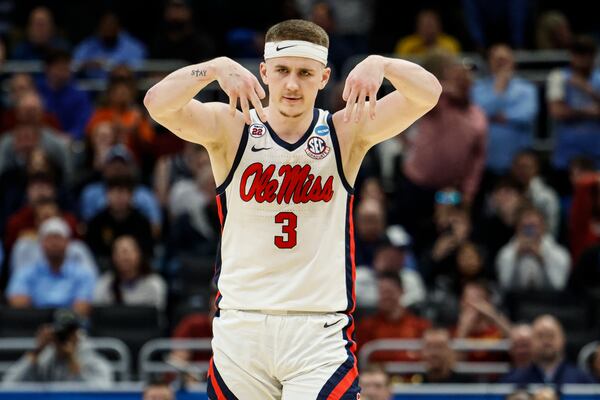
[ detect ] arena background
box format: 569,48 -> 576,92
0,0 -> 600,398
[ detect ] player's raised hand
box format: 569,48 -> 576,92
342,55 -> 385,123
216,58 -> 267,124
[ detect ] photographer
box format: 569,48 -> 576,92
2,309 -> 113,386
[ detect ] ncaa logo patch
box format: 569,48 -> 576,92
305,136 -> 330,160
315,125 -> 330,136
249,123 -> 266,138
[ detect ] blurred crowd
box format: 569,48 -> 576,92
0,0 -> 600,392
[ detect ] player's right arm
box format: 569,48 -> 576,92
143,57 -> 267,148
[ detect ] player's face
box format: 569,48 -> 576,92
261,57 -> 330,118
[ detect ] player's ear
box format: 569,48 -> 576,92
259,62 -> 269,85
319,66 -> 331,90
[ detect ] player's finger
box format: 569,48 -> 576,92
254,80 -> 266,99
342,81 -> 351,102
250,91 -> 267,122
343,87 -> 357,123
229,92 -> 238,117
369,89 -> 377,120
240,96 -> 251,125
355,90 -> 367,122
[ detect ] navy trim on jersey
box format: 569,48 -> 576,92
316,317 -> 359,399
213,192 -> 228,312
327,113 -> 354,194
344,194 -> 355,313
215,124 -> 249,194
208,359 -> 239,399
265,108 -> 319,151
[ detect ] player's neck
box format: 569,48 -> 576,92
265,106 -> 314,142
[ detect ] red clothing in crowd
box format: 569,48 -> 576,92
4,206 -> 79,250
403,96 -> 487,202
570,173 -> 600,263
355,311 -> 431,362
172,313 -> 213,361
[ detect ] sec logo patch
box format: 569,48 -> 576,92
249,123 -> 266,138
305,136 -> 330,160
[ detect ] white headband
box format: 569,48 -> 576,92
264,40 -> 328,65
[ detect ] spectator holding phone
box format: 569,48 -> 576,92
496,206 -> 570,291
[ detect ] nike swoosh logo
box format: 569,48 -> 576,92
324,318 -> 343,328
251,145 -> 271,152
276,44 -> 297,51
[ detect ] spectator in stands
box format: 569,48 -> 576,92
420,206 -> 473,288
0,92 -> 72,181
509,324 -> 534,370
532,387 -> 558,400
94,235 -> 166,310
511,151 -> 560,237
2,309 -> 112,386
3,171 -> 77,252
354,199 -> 388,267
6,217 -> 96,316
73,12 -> 147,79
72,121 -> 118,195
476,176 -> 526,263
472,44 -> 539,176
588,344 -> 600,382
9,197 -> 95,274
569,170 -> 600,263
159,143 -> 210,210
143,379 -> 174,400
501,315 -> 594,385
150,0 -> 215,63
418,327 -> 473,383
506,390 -> 532,400
359,364 -> 392,400
427,242 -> 490,323
37,49 -> 93,140
355,272 -> 430,362
79,144 -> 161,233
394,9 -> 460,57
0,73 -> 62,133
461,0 -> 530,50
86,74 -> 156,165
10,6 -> 70,61
455,281 -> 510,341
85,174 -> 154,263
356,227 -> 425,310
536,11 -> 572,50
547,36 -> 600,189
166,163 -> 219,262
496,206 -> 571,291
399,52 -> 486,234
309,2 -> 353,79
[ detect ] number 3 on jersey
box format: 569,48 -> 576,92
274,212 -> 297,248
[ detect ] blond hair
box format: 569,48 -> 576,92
266,19 -> 329,48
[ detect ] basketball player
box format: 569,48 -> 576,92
145,19 -> 441,400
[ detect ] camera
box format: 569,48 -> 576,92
52,309 -> 80,343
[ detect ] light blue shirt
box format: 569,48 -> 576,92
7,258 -> 97,308
550,68 -> 600,170
72,32 -> 146,79
472,76 -> 539,173
79,182 -> 162,225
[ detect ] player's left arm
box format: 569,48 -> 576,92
333,55 -> 442,150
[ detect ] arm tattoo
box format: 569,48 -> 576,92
191,69 -> 207,77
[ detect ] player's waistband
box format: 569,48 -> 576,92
239,309 -> 333,316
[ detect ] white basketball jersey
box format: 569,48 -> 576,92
214,108 -> 356,313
